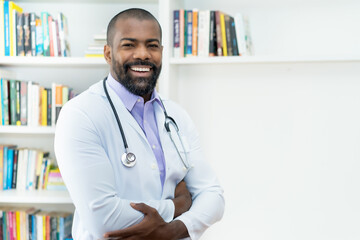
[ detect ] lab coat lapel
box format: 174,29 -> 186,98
97,80 -> 147,141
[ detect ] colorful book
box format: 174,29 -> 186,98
209,11 -> 217,56
9,79 -> 17,125
215,11 -> 223,56
224,14 -> 232,56
30,13 -> 37,56
6,147 -> 14,189
185,10 -> 193,57
179,9 -> 185,58
35,17 -> 43,56
41,87 -> 47,126
46,88 -> 52,126
23,13 -> 32,56
1,79 -> 9,125
0,145 -> 3,190
41,12 -> 50,56
229,16 -> 239,56
0,0 -> 5,56
15,80 -> 21,125
10,1 -> 23,56
20,81 -> 27,125
192,9 -> 198,56
4,0 -> 10,56
220,12 -> 227,56
16,12 -> 25,56
11,149 -> 18,189
173,10 -> 180,58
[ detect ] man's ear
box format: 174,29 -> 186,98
104,44 -> 112,65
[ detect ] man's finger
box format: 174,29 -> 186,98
130,202 -> 155,215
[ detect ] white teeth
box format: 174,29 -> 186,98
131,67 -> 150,72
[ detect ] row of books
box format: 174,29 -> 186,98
173,9 -> 253,58
0,77 -> 76,127
0,207 -> 72,240
0,145 -> 66,191
0,0 -> 70,57
84,32 -> 106,58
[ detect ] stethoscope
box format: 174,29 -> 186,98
103,77 -> 190,169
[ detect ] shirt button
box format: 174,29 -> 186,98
144,120 -> 147,124
137,98 -> 141,102
152,145 -> 156,149
151,163 -> 157,169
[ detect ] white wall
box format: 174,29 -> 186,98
177,62 -> 360,240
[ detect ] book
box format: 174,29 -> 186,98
11,148 -> 18,189
46,88 -> 52,126
4,0 -> 10,56
23,13 -> 32,56
16,12 -> 25,56
0,78 -> 3,125
15,80 -> 21,125
55,85 -> 63,123
0,0 -> 5,56
192,9 -> 198,56
179,9 -> 185,58
220,12 -> 227,56
35,17 -> 43,56
229,16 -> 239,56
55,19 -> 62,56
48,15 -> 55,57
41,87 -> 47,126
185,10 -> 193,57
224,14 -> 232,56
0,145 -> 3,190
9,79 -> 17,125
1,79 -> 9,125
20,81 -> 27,125
10,1 -> 23,56
6,147 -> 15,189
197,10 -> 210,57
173,10 -> 180,58
215,11 -> 223,56
41,12 -> 50,56
30,13 -> 37,56
209,11 -> 217,56
235,13 -> 246,56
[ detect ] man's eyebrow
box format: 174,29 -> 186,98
119,38 -> 160,43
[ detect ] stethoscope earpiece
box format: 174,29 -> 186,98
122,151 -> 136,167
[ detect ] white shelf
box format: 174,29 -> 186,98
170,55 -> 360,65
0,126 -> 55,134
0,56 -> 107,67
13,0 -> 158,3
0,190 -> 72,204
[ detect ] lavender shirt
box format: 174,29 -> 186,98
107,73 -> 166,189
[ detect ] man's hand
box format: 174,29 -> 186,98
103,203 -> 189,240
172,180 -> 192,218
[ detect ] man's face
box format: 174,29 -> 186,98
105,18 -> 163,97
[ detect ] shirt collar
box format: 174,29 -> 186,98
106,73 -> 164,111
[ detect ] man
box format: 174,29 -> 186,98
54,8 -> 224,240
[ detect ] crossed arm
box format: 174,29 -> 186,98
104,181 -> 192,240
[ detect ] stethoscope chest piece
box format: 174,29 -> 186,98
122,152 -> 136,167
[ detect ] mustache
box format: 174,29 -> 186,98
123,61 -> 157,71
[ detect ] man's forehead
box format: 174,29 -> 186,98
114,18 -> 161,40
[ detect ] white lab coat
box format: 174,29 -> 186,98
54,80 -> 225,240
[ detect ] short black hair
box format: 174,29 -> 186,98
106,8 -> 162,47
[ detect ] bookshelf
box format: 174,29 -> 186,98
1,0 -> 360,239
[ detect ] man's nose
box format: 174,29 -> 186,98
133,45 -> 151,60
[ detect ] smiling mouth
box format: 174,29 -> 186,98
130,66 -> 151,72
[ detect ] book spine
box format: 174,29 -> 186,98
7,148 -> 14,190
15,80 -> 20,126
209,11 -> 217,56
41,88 -> 47,126
185,10 -> 192,57
41,12 -> 50,56
3,146 -> 8,189
35,17 -> 43,56
4,1 -> 10,56
173,10 -> 180,58
9,80 -> 16,125
198,10 -> 210,57
10,2 -> 23,56
23,13 -> 32,56
20,81 -> 27,125
16,12 -> 25,56
55,20 -> 61,56
220,13 -> 227,56
0,146 -> 3,191
229,16 -> 239,56
215,11 -> 223,56
11,149 -> 18,189
192,9 -> 198,56
2,79 -> 9,125
55,85 -> 63,124
224,14 -> 233,56
30,13 -> 36,56
46,88 -> 51,126
0,0 -> 5,57
48,15 -> 54,57
179,10 -> 184,58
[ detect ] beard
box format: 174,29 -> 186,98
112,57 -> 162,97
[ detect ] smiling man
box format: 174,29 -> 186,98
55,8 -> 224,240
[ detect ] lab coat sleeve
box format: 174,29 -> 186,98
173,109 -> 225,240
54,102 -> 175,239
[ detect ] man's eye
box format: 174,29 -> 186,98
123,43 -> 134,47
148,44 -> 159,48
